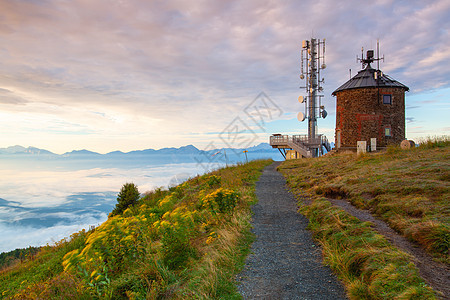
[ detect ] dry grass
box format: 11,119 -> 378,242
278,138 -> 449,299
298,199 -> 436,299
280,140 -> 449,263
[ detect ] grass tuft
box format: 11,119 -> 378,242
418,135 -> 450,149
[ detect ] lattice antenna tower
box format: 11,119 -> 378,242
298,38 -> 327,141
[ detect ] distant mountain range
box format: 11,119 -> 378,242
0,145 -> 55,156
0,143 -> 278,158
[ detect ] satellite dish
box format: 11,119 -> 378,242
298,96 -> 304,103
300,74 -> 304,80
297,112 -> 306,122
321,64 -> 326,69
321,109 -> 328,119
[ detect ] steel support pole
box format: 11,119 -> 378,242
308,38 -> 318,157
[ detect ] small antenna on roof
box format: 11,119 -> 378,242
377,39 -> 380,70
376,39 -> 384,70
357,42 -> 384,69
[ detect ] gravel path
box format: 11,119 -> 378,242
237,162 -> 347,299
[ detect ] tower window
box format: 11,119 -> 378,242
385,127 -> 391,137
383,94 -> 392,105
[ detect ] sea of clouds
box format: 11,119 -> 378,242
0,160 -> 216,253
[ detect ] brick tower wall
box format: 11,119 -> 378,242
335,87 -> 405,150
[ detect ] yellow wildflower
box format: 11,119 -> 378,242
160,220 -> 170,228
159,195 -> 172,207
206,236 -> 215,244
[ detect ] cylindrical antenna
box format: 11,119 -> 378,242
300,50 -> 304,76
377,39 -> 380,70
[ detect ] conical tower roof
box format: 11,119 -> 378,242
332,65 -> 409,96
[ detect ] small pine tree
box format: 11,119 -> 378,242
110,183 -> 140,216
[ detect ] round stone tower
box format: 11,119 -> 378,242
332,52 -> 409,151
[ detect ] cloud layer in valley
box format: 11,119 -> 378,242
0,159 -> 213,252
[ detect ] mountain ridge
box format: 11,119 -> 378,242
0,146 -> 56,156
0,143 -> 276,157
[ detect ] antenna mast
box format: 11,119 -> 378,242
357,41 -> 384,70
377,39 -> 380,70
299,37 -> 327,157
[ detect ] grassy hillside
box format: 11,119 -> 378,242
279,138 -> 449,299
2,138 -> 448,299
0,159 -> 272,299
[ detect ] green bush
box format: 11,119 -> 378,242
161,225 -> 196,269
111,183 -> 140,216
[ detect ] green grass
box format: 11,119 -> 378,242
300,199 -> 436,299
1,159 -> 272,299
278,137 -> 449,299
0,230 -> 91,299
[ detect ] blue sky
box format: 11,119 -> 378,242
0,0 -> 449,153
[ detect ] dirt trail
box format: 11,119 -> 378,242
327,198 -> 450,299
237,162 -> 347,299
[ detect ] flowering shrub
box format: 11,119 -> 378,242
63,213 -> 153,296
158,194 -> 176,210
206,175 -> 221,187
9,273 -> 91,299
154,206 -> 198,269
60,182 -> 239,297
203,188 -> 239,215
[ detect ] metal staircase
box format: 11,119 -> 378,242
286,138 -> 312,158
270,134 -> 331,158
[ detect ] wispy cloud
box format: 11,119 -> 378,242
0,0 -> 449,152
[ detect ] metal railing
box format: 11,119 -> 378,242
270,134 -> 327,146
270,134 -> 332,157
